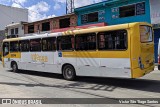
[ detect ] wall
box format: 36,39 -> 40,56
0,4 -> 28,30
150,0 -> 160,25
76,5 -> 105,26
7,25 -> 24,37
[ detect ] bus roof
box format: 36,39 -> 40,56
3,22 -> 151,42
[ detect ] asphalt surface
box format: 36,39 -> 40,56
0,63 -> 160,107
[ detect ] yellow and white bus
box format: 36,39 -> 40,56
2,22 -> 154,80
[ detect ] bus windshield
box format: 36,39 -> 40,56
140,26 -> 153,43
3,42 -> 9,56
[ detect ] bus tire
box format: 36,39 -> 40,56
62,65 -> 76,81
158,65 -> 160,70
11,62 -> 18,73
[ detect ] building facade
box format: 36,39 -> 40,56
24,14 -> 77,36
75,0 -> 150,26
5,22 -> 27,38
23,13 -> 107,35
75,0 -> 160,62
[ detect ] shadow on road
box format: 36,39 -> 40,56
3,70 -> 160,93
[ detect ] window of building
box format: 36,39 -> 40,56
11,29 -> 14,35
76,33 -> 96,50
119,2 -> 145,18
30,39 -> 41,52
10,41 -> 19,52
37,25 -> 40,30
15,28 -> 18,34
28,25 -> 34,33
19,40 -> 29,52
59,18 -> 70,28
42,22 -> 50,31
98,30 -> 127,50
42,37 -> 56,51
81,12 -> 98,24
57,36 -> 74,51
119,5 -> 135,18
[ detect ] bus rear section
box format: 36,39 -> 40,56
131,25 -> 154,78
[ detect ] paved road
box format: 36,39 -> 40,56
0,64 -> 160,107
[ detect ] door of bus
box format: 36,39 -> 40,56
75,33 -> 100,76
2,42 -> 10,68
27,39 -> 45,71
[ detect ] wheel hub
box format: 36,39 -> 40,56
66,68 -> 72,77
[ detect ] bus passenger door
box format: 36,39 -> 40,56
76,51 -> 100,76
2,42 -> 10,68
28,39 -> 42,71
75,33 -> 101,77
41,37 -> 58,73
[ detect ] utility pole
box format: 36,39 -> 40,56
66,0 -> 74,14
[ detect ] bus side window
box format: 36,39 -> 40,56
99,34 -> 105,49
10,41 -> 19,52
42,37 -> 56,51
30,39 -> 41,52
3,42 -> 9,56
98,30 -> 127,50
76,33 -> 96,51
57,36 -> 74,51
19,40 -> 29,52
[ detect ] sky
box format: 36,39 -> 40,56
0,0 -> 106,22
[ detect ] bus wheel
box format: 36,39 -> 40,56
63,65 -> 76,81
11,62 -> 18,73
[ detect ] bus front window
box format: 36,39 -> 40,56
3,42 -> 9,56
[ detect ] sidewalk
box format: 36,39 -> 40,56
155,66 -> 158,70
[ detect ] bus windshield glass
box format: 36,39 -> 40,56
3,42 -> 9,56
